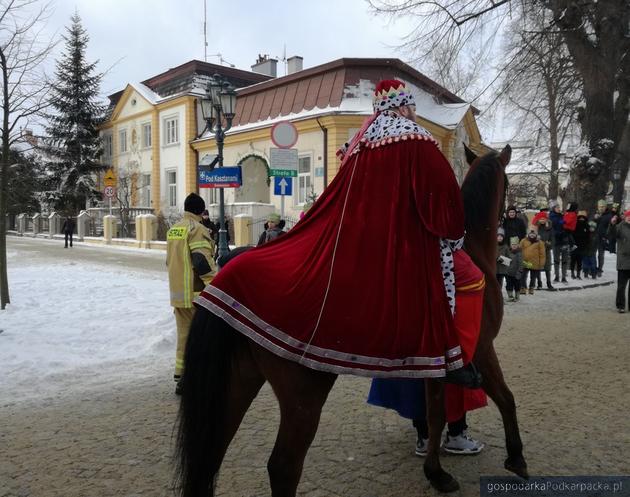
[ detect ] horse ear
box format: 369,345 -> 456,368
463,143 -> 477,165
499,144 -> 512,168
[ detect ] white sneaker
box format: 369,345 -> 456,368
443,430 -> 485,455
414,437 -> 429,457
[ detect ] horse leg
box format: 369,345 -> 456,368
424,379 -> 459,493
251,348 -> 337,497
176,312 -> 265,497
202,341 -> 266,490
476,345 -> 528,478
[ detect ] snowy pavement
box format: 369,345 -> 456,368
1,236 -> 174,402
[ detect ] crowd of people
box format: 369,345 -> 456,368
497,200 -> 630,313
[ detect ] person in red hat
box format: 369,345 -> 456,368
608,209 -> 630,313
195,79 -> 480,384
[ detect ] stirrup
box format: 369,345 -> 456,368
441,363 -> 483,389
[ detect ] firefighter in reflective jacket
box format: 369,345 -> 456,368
166,193 -> 216,394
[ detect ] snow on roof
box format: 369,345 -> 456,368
195,78 -> 471,142
405,81 -> 471,129
129,82 -> 160,105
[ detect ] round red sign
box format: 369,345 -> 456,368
270,121 -> 298,149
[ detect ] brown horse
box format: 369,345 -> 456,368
175,144 -> 527,496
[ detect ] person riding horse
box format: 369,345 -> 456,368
194,79 -> 480,385
176,84 -> 524,495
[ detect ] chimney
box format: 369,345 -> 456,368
23,128 -> 38,147
287,56 -> 303,75
251,54 -> 277,78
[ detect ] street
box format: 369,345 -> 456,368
1,237 -> 628,497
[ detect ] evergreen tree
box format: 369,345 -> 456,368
5,148 -> 44,215
44,12 -> 105,213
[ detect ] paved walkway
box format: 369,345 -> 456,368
1,237 -> 627,497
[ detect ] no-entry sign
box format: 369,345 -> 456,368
270,121 -> 298,149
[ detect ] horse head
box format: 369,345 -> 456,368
461,143 -> 511,258
464,143 -> 511,171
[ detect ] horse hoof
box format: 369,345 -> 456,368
424,467 -> 460,493
505,457 -> 529,479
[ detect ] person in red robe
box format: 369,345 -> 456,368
195,79 -> 478,383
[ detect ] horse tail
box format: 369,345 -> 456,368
175,308 -> 238,497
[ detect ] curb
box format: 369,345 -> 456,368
543,280 -> 614,292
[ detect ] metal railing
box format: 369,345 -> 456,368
85,207 -> 154,238
249,216 -> 300,245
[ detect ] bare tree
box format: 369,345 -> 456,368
0,0 -> 55,309
501,7 -> 581,201
115,161 -> 141,238
368,0 -> 630,211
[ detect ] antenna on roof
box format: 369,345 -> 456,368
203,0 -> 208,62
208,53 -> 236,68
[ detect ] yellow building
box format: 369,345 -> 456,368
101,57 -> 488,221
99,60 -> 270,214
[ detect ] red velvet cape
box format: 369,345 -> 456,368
196,137 -> 466,378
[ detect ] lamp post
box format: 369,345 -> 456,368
199,73 -> 237,259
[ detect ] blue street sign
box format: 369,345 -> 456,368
199,166 -> 242,188
273,176 -> 293,196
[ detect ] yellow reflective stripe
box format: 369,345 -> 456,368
183,241 -> 192,306
189,240 -> 212,250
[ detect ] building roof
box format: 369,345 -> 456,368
106,59 -> 272,108
232,58 -> 476,128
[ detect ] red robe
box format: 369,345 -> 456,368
195,136 -> 466,378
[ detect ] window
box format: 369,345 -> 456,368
167,170 -> 177,207
119,129 -> 128,153
164,117 -> 179,145
298,156 -> 312,204
142,123 -> 152,148
141,173 -> 151,206
103,135 -> 113,160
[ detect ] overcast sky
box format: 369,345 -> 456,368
25,0 -> 505,141
37,0 -> 415,94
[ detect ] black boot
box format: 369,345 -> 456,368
443,363 -> 483,389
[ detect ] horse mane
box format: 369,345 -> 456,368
461,152 -> 508,233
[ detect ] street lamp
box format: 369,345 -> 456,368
199,73 -> 237,258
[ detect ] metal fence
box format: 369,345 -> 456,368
85,207 -> 154,238
249,216 -> 300,245
39,216 -> 50,234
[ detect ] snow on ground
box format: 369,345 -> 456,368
0,235 -> 619,403
0,242 -> 174,400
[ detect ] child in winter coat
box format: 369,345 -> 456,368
496,228 -> 510,295
563,202 -> 578,252
505,237 -> 523,302
520,230 -> 546,294
571,211 -> 590,279
535,217 -> 554,289
581,221 -> 599,279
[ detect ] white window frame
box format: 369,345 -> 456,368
142,122 -> 152,149
167,169 -> 177,208
163,116 -> 179,146
119,128 -> 128,154
297,155 -> 312,205
141,173 -> 151,207
102,134 -> 113,160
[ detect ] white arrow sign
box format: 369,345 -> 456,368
279,178 -> 288,195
